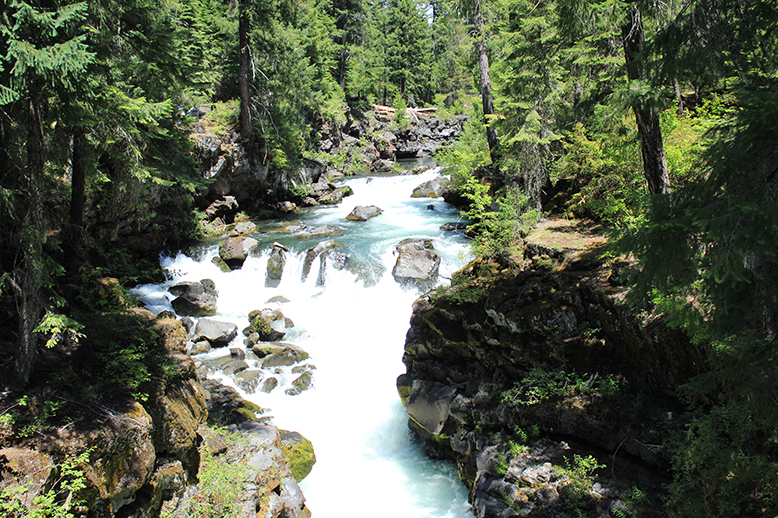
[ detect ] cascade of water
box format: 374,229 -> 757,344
134,169 -> 474,517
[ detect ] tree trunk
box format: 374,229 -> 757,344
473,0 -> 499,163
338,17 -> 350,90
16,81 -> 46,386
622,4 -> 670,195
238,0 -> 253,143
64,126 -> 87,261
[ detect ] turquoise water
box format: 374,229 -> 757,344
134,169 -> 474,517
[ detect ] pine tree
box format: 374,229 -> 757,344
0,1 -> 93,386
386,0 -> 432,104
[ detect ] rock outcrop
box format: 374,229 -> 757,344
397,220 -> 707,517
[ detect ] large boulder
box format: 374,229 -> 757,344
144,354 -> 208,473
391,238 -> 441,286
411,176 -> 449,198
170,279 -> 218,317
194,318 -> 238,347
219,236 -> 259,270
346,205 -> 382,221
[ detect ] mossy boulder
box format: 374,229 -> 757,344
285,371 -> 313,396
279,430 -> 316,482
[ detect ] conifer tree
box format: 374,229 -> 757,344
0,1 -> 93,386
386,0 -> 432,104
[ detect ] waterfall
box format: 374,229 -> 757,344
133,169 -> 474,517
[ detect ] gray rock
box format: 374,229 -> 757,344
170,279 -> 218,317
300,225 -> 341,237
230,221 -> 257,236
318,186 -> 353,205
405,380 -> 458,435
391,238 -> 441,285
234,369 -> 264,392
286,371 -> 313,395
346,205 -> 382,221
219,236 -> 259,269
261,377 -> 279,393
194,318 -> 238,346
266,246 -> 286,284
205,196 -> 238,221
411,176 -> 449,198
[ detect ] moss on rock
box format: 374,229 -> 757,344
279,431 -> 316,482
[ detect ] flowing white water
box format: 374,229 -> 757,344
134,169 -> 474,517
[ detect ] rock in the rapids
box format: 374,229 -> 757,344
411,176 -> 449,198
234,369 -> 265,392
299,225 -> 341,237
440,222 -> 468,232
301,239 -> 341,284
318,185 -> 354,205
253,342 -> 309,368
170,279 -> 218,317
261,377 -> 279,393
244,308 -> 291,343
230,221 -> 257,236
346,205 -> 382,221
211,255 -> 232,272
194,318 -> 238,347
219,236 -> 259,270
286,371 -> 313,395
391,238 -> 441,286
266,244 -> 287,286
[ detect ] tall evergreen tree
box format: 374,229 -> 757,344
0,1 -> 93,386
386,0 -> 432,104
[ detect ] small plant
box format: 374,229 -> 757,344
563,454 -> 604,491
0,449 -> 91,518
190,431 -> 251,518
290,184 -> 311,198
613,486 -> 648,518
496,452 -> 509,475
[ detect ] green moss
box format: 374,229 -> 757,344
280,433 -> 316,482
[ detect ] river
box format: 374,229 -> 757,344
133,168 -> 474,517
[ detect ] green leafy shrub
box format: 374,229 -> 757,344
0,449 -> 90,518
191,431 -> 251,518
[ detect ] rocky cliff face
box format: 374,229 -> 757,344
397,219 -> 707,517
